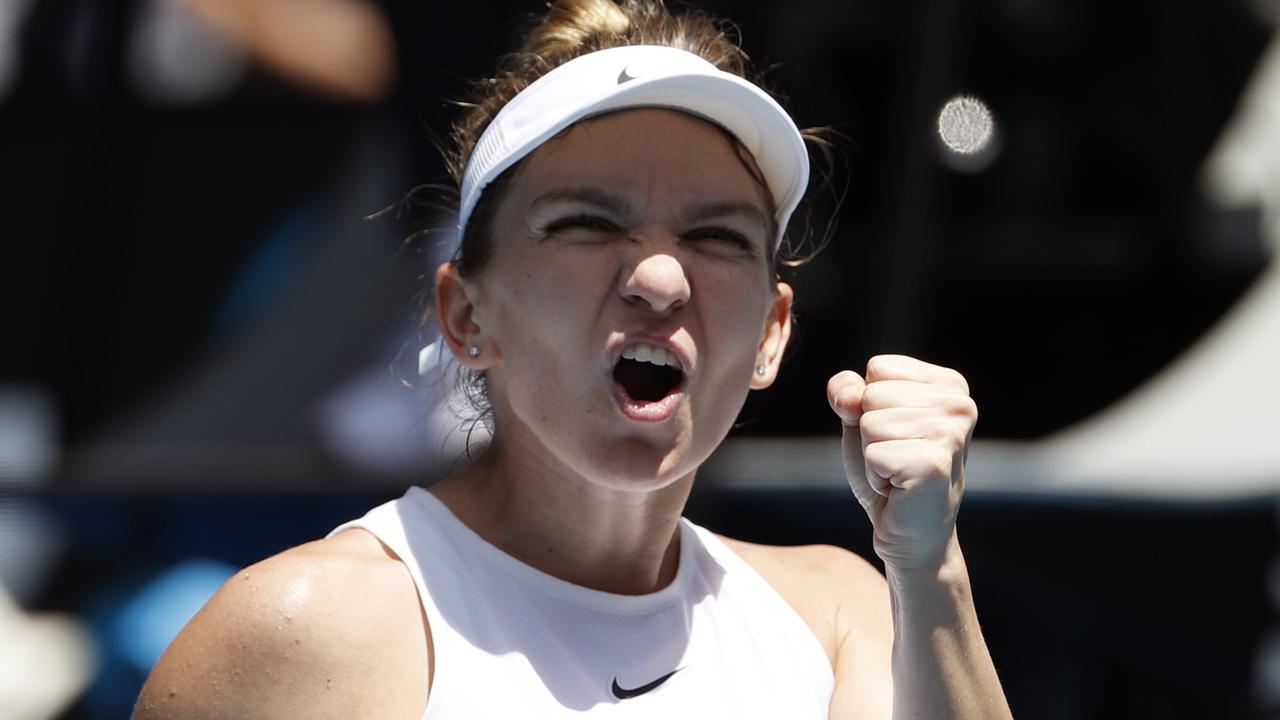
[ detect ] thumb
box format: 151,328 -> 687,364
828,371 -> 886,513
826,370 -> 866,427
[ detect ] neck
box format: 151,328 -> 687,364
430,437 -> 695,596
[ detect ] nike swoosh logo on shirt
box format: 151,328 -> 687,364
611,668 -> 681,699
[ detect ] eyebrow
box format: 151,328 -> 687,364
530,187 -> 771,232
683,200 -> 771,233
530,187 -> 632,216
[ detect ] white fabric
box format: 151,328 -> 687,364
329,486 -> 834,718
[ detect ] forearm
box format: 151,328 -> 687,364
179,0 -> 395,101
885,533 -> 1012,720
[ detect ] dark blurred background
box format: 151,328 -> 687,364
0,0 -> 1277,718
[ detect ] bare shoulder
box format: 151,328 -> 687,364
716,536 -> 891,664
132,529 -> 430,720
717,536 -> 886,597
718,536 -> 894,720
718,537 -> 888,619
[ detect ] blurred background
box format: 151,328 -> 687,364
1,0 -> 1277,717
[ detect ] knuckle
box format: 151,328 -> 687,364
861,382 -> 886,409
858,409 -> 887,439
944,394 -> 978,419
865,355 -> 892,379
862,440 -> 889,466
928,449 -> 953,478
925,416 -> 953,442
858,385 -> 875,408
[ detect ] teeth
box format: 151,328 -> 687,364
621,343 -> 681,370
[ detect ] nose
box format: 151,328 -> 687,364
619,251 -> 691,315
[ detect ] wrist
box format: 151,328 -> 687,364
883,530 -> 966,593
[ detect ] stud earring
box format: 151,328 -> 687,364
468,345 -> 481,358
755,364 -> 767,377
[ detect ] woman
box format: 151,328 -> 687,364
134,1 -> 1013,718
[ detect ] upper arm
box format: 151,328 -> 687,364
824,547 -> 893,720
132,536 -> 429,720
132,553 -> 350,720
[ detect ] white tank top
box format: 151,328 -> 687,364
329,486 -> 834,718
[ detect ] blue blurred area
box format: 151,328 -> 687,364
79,559 -> 235,717
212,204 -> 318,336
40,493 -> 395,719
113,559 -> 237,671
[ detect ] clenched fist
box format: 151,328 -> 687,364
826,355 -> 977,573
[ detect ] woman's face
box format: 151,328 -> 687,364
457,108 -> 792,490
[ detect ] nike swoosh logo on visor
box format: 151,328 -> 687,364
617,66 -> 638,84
611,668 -> 681,699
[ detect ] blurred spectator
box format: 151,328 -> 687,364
142,0 -> 395,104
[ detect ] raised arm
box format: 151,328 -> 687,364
827,354 -> 1012,720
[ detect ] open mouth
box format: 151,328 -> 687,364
612,343 -> 685,403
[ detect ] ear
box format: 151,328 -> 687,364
750,281 -> 793,390
435,262 -> 500,369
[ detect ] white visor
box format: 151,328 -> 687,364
422,44 -> 809,375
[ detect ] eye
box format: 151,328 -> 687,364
683,226 -> 758,256
543,214 -> 622,237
